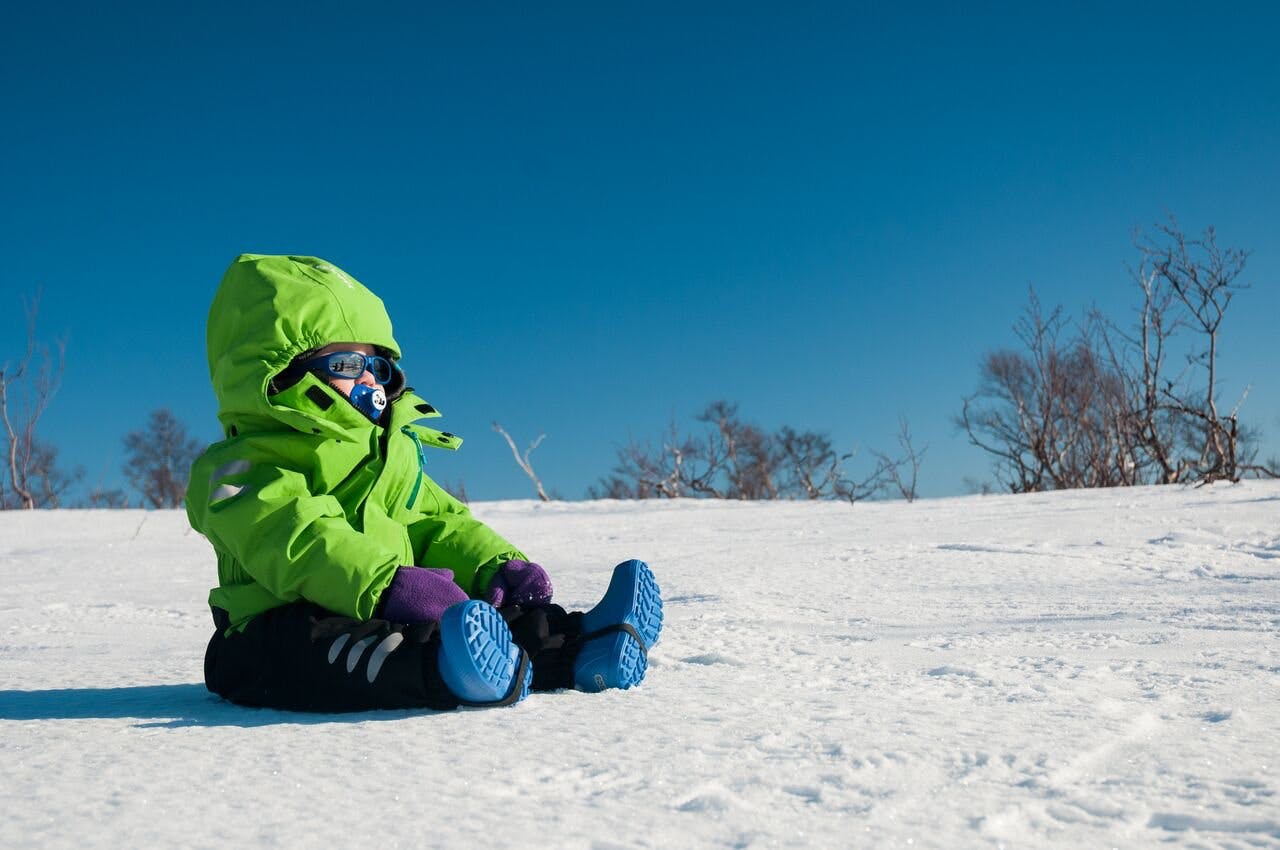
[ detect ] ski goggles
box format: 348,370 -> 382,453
301,351 -> 396,384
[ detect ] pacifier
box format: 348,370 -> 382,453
349,383 -> 387,421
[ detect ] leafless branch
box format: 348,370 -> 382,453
493,422 -> 550,501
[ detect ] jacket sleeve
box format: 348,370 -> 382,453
407,476 -> 526,597
192,456 -> 404,620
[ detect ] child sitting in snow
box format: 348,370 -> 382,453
187,254 -> 662,711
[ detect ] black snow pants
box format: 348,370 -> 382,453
204,602 -> 585,713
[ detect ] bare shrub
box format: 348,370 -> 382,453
594,402 -> 923,502
439,479 -> 469,504
123,409 -> 203,508
592,420 -> 711,499
86,486 -> 131,508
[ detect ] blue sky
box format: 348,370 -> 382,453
2,2 -> 1278,502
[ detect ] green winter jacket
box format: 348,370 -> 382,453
187,254 -> 524,631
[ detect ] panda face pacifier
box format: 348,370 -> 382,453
349,383 -> 387,422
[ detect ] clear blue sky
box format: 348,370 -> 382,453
3,2 -> 1278,502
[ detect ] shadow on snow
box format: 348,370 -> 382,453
0,684 -> 447,727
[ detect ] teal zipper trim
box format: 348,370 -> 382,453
402,426 -> 428,509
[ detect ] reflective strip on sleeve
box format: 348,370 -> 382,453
209,459 -> 252,505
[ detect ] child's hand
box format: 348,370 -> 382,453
378,566 -> 470,624
485,560 -> 553,609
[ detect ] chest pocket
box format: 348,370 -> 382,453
332,460 -> 382,528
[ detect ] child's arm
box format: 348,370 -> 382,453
406,477 -> 529,597
190,455 -> 403,620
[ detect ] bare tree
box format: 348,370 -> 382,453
123,409 -> 203,508
1096,217 -> 1276,484
492,422 -> 550,501
960,292 -> 1131,492
28,440 -> 83,508
774,426 -> 847,499
0,294 -> 73,509
1090,250 -> 1186,485
966,217 -> 1276,492
696,401 -> 777,499
1139,218 -> 1265,482
870,418 -> 928,502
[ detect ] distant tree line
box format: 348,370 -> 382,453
588,401 -> 925,502
3,214 -> 1275,509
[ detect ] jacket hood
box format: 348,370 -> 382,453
207,254 -> 402,439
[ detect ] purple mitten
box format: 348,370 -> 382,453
379,567 -> 469,624
485,559 -> 553,609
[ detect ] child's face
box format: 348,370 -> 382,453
311,342 -> 386,399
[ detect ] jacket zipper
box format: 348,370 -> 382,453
402,426 -> 428,508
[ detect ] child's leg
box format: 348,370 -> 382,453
204,601 -> 527,712
574,559 -> 663,691
502,603 -> 583,691
503,559 -> 664,693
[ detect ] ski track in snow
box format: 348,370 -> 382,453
1,483 -> 1278,849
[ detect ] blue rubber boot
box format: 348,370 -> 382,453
573,559 -> 664,692
437,600 -> 532,706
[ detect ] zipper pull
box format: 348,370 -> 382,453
402,426 -> 428,472
401,426 -> 428,508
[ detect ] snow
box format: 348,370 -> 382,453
2,482 -> 1279,849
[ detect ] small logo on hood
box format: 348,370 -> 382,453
317,262 -> 356,290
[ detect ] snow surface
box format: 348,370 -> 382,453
2,482 -> 1279,849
